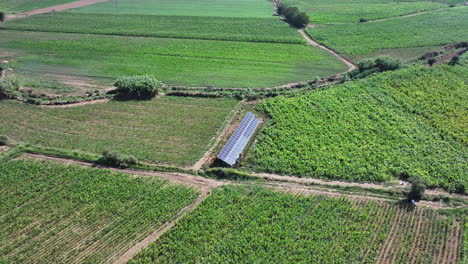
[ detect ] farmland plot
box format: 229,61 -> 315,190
130,185 -> 462,263
0,30 -> 346,87
0,96 -> 238,165
282,0 -> 448,24
0,160 -> 199,264
309,6 -> 468,58
1,13 -> 304,44
248,63 -> 468,191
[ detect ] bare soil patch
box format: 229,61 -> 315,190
40,98 -> 111,108
0,146 -> 10,155
6,0 -> 112,20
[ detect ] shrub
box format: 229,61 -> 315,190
448,55 -> 460,66
359,18 -> 368,22
279,5 -> 310,28
407,176 -> 426,201
349,56 -> 404,79
99,149 -> 137,168
427,58 -> 437,66
205,168 -> 257,181
0,79 -> 20,99
0,12 -> 5,22
114,75 -> 162,99
0,135 -> 8,145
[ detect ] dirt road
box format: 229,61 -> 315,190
6,0 -> 112,20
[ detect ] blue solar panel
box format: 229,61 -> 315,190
217,112 -> 260,166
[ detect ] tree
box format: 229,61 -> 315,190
407,176 -> 426,201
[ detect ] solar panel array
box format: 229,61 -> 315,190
217,112 -> 260,166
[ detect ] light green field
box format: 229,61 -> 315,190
1,13 -> 304,44
71,0 -> 274,17
0,159 -> 198,263
309,6 -> 468,57
0,0 -> 76,12
0,96 -> 238,165
249,62 -> 468,191
0,30 -> 347,87
281,0 -> 448,24
130,185 -> 455,263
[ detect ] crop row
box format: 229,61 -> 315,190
2,13 -> 305,44
249,62 -> 467,191
129,185 -> 459,263
0,160 -> 199,263
310,6 -> 468,56
0,96 -> 238,165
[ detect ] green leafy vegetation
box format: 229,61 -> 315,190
281,0 -> 449,24
0,96 -> 238,165
130,185 -> 455,263
70,0 -> 274,18
1,13 -> 304,44
0,30 -> 346,88
249,63 -> 467,191
277,4 -> 310,28
0,159 -> 199,263
114,75 -> 162,99
310,7 -> 468,57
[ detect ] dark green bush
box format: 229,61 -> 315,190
205,168 -> 257,181
359,18 -> 368,22
114,75 -> 162,99
99,149 -> 137,168
0,79 -> 20,99
349,56 -> 404,79
278,4 -> 309,28
0,135 -> 8,145
0,12 -> 5,22
407,176 -> 426,201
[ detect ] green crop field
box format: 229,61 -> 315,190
248,62 -> 467,191
0,159 -> 199,263
1,13 -> 304,44
309,6 -> 468,58
0,30 -> 346,88
130,185 -> 458,263
0,0 -> 77,12
281,0 -> 449,24
70,0 -> 274,18
0,97 -> 238,165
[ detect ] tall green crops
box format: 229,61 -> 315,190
0,160 -> 199,263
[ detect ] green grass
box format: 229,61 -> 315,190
0,30 -> 347,88
1,13 -> 304,44
130,185 -> 453,263
0,159 -> 199,263
0,0 -> 77,12
281,0 -> 448,24
310,6 -> 468,57
71,0 -> 274,18
248,63 -> 467,191
347,46 -> 445,62
0,96 -> 238,166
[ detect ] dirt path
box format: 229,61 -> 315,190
19,153 -> 222,192
369,9 -> 442,23
298,29 -> 357,71
113,191 -> 211,264
6,0 -> 112,20
40,98 -> 111,108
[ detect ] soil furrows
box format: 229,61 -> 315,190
393,208 -> 423,263
384,209 -> 414,263
360,201 -> 391,263
113,191 -> 212,264
406,209 -> 430,263
432,221 -> 449,264
442,220 -> 462,264
375,207 -> 405,264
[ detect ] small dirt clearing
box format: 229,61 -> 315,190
6,0 -> 112,20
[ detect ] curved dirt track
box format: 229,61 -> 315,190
6,0 -> 112,20
298,29 -> 357,71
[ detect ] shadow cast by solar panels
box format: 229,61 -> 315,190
217,112 -> 260,166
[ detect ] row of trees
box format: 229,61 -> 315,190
277,3 -> 309,28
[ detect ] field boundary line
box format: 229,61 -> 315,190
368,7 -> 448,23
6,0 -> 112,21
113,190 -> 212,264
